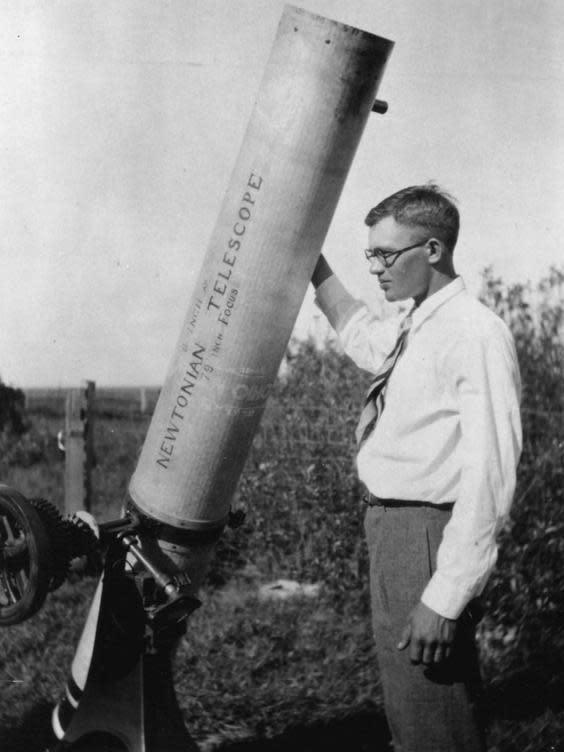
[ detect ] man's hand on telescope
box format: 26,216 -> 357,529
397,601 -> 457,666
311,254 -> 334,288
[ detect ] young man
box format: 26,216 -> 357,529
311,185 -> 522,751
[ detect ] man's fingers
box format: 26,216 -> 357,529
398,604 -> 457,664
409,638 -> 423,664
433,645 -> 445,664
422,642 -> 436,665
397,624 -> 411,651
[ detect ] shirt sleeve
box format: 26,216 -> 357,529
420,321 -> 522,619
314,274 -> 399,373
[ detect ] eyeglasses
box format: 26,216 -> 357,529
364,239 -> 430,268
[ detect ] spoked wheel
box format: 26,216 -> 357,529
0,484 -> 52,625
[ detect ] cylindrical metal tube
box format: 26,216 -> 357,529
129,5 -> 393,534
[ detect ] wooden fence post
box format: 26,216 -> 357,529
139,387 -> 147,415
64,380 -> 95,515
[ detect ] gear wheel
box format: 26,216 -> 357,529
29,499 -> 101,588
29,498 -> 73,590
67,513 -> 101,574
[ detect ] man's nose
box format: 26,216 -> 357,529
368,257 -> 386,275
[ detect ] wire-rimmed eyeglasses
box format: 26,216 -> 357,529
364,239 -> 430,269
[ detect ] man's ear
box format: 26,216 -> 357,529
427,238 -> 445,266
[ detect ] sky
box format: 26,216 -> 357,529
1,0 -> 563,388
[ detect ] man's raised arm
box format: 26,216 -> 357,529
310,254 -> 399,373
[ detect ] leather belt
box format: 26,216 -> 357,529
362,492 -> 454,511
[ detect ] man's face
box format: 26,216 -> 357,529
367,216 -> 433,303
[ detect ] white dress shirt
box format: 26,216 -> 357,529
315,274 -> 522,619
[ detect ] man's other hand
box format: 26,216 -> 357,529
397,601 -> 457,665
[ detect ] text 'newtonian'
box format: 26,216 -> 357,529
156,343 -> 205,469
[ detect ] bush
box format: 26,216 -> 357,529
0,381 -> 51,468
217,339 -> 370,608
478,268 -> 564,695
0,382 -> 29,436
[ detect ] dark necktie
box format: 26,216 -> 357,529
355,310 -> 413,447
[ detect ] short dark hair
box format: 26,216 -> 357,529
364,184 -> 460,252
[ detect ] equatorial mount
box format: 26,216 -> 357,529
0,484 -> 202,630
0,484 -> 203,751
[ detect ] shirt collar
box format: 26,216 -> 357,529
410,276 -> 466,332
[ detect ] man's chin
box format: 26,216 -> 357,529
383,287 -> 413,303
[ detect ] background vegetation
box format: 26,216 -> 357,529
0,268 -> 563,751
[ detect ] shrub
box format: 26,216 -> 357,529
0,381 -> 50,468
478,268 -> 564,694
0,381 -> 29,436
217,339 -> 371,608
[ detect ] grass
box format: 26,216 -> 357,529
1,392 -> 384,751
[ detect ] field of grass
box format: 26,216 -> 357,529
1,269 -> 563,752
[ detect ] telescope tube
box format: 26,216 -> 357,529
129,6 -> 393,541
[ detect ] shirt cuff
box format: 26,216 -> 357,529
314,275 -> 364,333
420,571 -> 474,620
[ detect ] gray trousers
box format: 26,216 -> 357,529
364,504 -> 486,752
